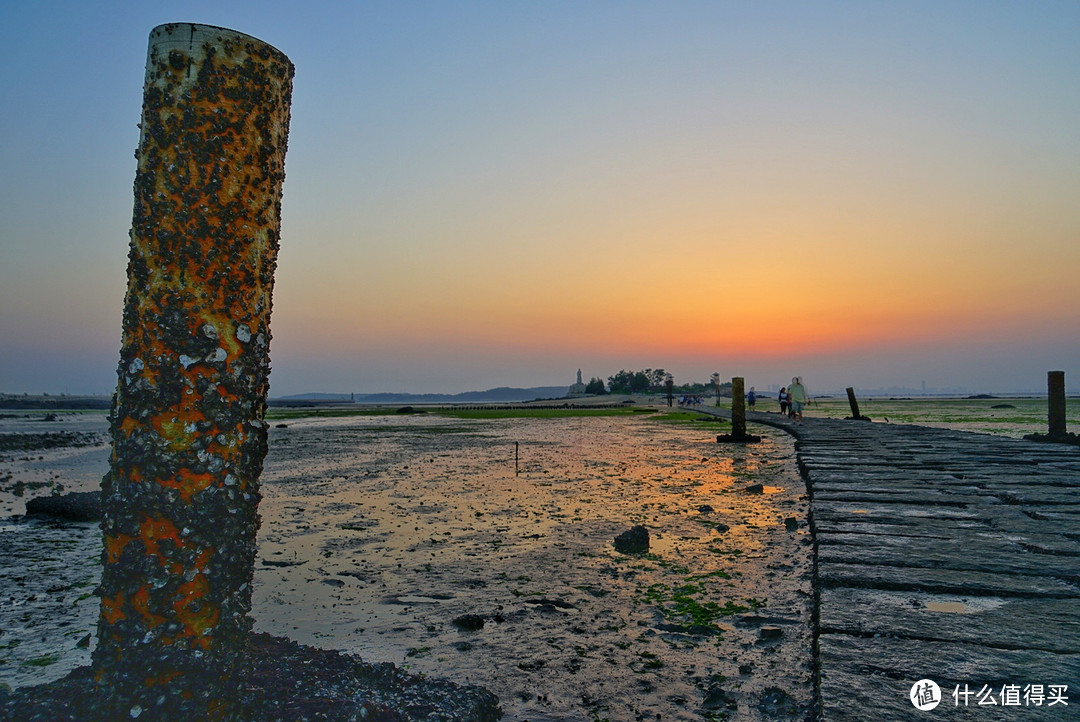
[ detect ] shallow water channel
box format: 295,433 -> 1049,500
1,411 -> 813,720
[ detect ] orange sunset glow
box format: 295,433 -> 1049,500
2,2 -> 1079,396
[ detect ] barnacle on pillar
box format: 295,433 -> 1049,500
93,23 -> 292,719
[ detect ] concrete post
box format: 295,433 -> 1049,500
1048,371 -> 1066,438
846,387 -> 862,420
731,377 -> 747,438
93,23 -> 292,718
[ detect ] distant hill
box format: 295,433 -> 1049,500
273,386 -> 570,405
275,392 -> 353,402
0,394 -> 111,410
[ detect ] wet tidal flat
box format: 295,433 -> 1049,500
254,413 -> 813,720
0,410 -> 813,720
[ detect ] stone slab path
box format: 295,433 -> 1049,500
692,406 -> 1080,720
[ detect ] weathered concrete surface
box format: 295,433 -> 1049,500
694,407 -> 1080,720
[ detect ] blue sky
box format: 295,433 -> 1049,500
2,1 -> 1079,396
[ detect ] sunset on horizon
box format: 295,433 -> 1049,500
2,1 -> 1078,397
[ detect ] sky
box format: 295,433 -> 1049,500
2,1 -> 1079,397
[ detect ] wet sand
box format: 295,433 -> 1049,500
0,409 -> 813,720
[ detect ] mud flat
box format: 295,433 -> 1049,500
0,409 -> 813,720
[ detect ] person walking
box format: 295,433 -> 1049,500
778,387 -> 788,417
747,387 -> 757,411
788,377 -> 808,422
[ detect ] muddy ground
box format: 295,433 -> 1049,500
0,409 -> 813,721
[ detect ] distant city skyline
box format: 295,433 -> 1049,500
2,2 -> 1078,399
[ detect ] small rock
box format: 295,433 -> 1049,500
757,687 -> 799,717
784,517 -> 799,531
744,483 -> 764,494
614,525 -> 650,554
76,634 -> 92,649
452,614 -> 486,631
25,491 -> 102,522
702,683 -> 736,710
739,663 -> 754,675
524,598 -> 576,611
759,626 -> 783,640
697,504 -> 715,514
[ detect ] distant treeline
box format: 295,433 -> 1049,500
593,369 -> 731,396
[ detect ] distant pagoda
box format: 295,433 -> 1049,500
567,369 -> 588,397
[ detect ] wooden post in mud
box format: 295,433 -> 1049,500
845,388 -> 861,419
844,387 -> 870,421
1048,371 -> 1067,438
730,377 -> 747,438
93,23 -> 292,719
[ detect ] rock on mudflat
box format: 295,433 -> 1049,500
24,491 -> 102,522
613,525 -> 650,554
759,626 -> 784,640
453,614 -> 486,631
702,681 -> 737,711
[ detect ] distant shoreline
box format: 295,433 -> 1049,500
2,390 -> 1074,412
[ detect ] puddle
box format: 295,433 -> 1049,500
919,596 -> 1008,614
924,601 -> 968,613
392,594 -> 453,604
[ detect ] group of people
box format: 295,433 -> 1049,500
742,377 -> 807,422
678,378 -> 808,422
775,377 -> 808,422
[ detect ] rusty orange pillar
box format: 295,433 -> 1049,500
93,23 -> 292,718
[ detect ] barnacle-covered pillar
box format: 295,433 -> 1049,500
93,23 -> 292,718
